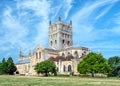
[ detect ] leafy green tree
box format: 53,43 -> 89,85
77,52 -> 111,77
0,62 -> 3,74
1,58 -> 8,74
7,57 -> 17,75
108,56 -> 120,77
34,60 -> 56,76
0,57 -> 17,75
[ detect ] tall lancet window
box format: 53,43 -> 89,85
55,40 -> 57,45
63,65 -> 66,72
51,41 -> 52,46
39,52 -> 41,59
68,65 -> 71,72
36,52 -> 38,59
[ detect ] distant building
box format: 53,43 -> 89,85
16,17 -> 88,75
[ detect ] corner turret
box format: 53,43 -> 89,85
58,16 -> 61,21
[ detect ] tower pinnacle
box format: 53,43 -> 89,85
58,16 -> 61,21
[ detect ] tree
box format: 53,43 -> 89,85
34,60 -> 56,76
0,62 -> 3,74
77,52 -> 111,77
0,58 -> 8,74
0,57 -> 17,75
7,57 -> 17,75
108,56 -> 120,77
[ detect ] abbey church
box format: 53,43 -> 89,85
16,17 -> 88,75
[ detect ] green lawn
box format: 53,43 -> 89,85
0,75 -> 120,86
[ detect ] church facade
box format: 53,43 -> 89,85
16,17 -> 88,75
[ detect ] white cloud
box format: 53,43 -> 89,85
49,0 -> 73,20
64,0 -> 73,19
113,13 -> 120,25
109,13 -> 120,34
73,25 -> 96,42
69,0 -> 120,57
95,5 -> 113,20
1,6 -> 28,47
72,0 -> 118,21
20,0 -> 50,18
0,0 -> 53,57
17,0 -> 51,47
111,26 -> 120,34
50,5 -> 62,20
0,0 -> 120,59
71,0 -> 119,42
34,20 -> 49,46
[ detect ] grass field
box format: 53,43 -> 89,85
0,75 -> 120,86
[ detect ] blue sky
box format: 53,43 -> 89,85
0,0 -> 120,63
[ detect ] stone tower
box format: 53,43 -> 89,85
48,17 -> 73,50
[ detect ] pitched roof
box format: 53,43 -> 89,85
49,56 -> 65,62
65,55 -> 74,61
48,55 -> 75,62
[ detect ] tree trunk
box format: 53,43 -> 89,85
45,72 -> 48,76
91,73 -> 94,77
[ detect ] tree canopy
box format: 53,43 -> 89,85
108,56 -> 120,77
0,57 -> 17,75
77,52 -> 111,77
34,60 -> 56,76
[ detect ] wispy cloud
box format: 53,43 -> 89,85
95,4 -> 113,20
72,0 -> 118,22
1,6 -> 28,47
70,0 -> 120,58
64,0 -> 73,19
19,0 -> 51,47
71,0 -> 119,42
0,0 -> 120,61
19,0 -> 50,18
0,0 -> 52,57
113,13 -> 120,25
49,0 -> 73,20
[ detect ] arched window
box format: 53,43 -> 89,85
55,40 -> 57,44
74,51 -> 78,59
68,52 -> 70,55
68,65 -> 71,72
62,40 -> 65,44
63,65 -> 66,72
51,41 -> 52,46
68,35 -> 69,38
68,41 -> 70,45
56,67 -> 58,72
62,53 -> 65,57
39,52 -> 41,58
36,52 -> 38,59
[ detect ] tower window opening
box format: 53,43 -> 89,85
62,40 -> 65,44
74,51 -> 78,59
68,35 -> 69,38
36,52 -> 38,59
68,65 -> 71,72
51,41 -> 52,46
39,52 -> 41,58
62,53 -> 65,57
68,41 -> 70,45
55,40 -> 57,44
68,52 -> 70,55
